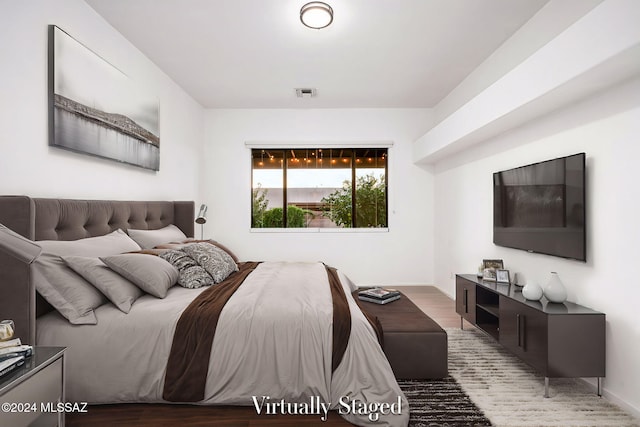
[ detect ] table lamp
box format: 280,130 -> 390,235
195,204 -> 207,240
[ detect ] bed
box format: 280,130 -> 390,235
0,196 -> 409,426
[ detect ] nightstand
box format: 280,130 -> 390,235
0,347 -> 66,427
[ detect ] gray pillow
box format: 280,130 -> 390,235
127,225 -> 187,249
63,256 -> 144,313
101,254 -> 179,298
180,243 -> 238,284
159,249 -> 214,289
34,229 -> 142,324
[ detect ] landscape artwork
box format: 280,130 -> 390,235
48,26 -> 160,171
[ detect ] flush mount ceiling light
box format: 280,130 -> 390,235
300,2 -> 333,29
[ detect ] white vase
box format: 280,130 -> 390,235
544,272 -> 567,303
522,282 -> 543,301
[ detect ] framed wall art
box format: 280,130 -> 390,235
48,25 -> 160,171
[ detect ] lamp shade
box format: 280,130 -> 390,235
195,204 -> 208,225
0,224 -> 42,264
300,2 -> 333,29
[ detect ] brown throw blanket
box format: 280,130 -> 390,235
325,265 -> 352,372
163,262 -> 260,402
163,263 -> 382,402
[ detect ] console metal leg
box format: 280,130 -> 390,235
544,377 -> 549,398
597,377 -> 602,397
460,316 -> 464,330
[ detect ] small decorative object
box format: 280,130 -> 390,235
476,263 -> 484,277
482,268 -> 496,281
496,269 -> 511,284
0,320 -> 14,341
482,259 -> 503,281
358,287 -> 401,305
511,272 -> 521,286
522,282 -> 543,301
544,272 -> 567,303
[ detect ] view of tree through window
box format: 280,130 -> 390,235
251,148 -> 387,228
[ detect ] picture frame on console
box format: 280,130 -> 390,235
496,269 -> 511,284
482,259 -> 503,281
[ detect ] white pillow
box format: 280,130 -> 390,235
34,229 -> 142,324
127,224 -> 187,249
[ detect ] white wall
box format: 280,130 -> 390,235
203,108 -> 434,285
0,0 -> 203,202
432,77 -> 640,416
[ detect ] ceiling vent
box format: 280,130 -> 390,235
295,88 -> 317,98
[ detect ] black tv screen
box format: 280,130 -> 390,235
493,153 -> 586,261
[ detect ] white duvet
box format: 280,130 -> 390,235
37,261 -> 409,426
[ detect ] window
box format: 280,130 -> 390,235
251,148 -> 387,229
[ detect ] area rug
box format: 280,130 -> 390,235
446,327 -> 640,427
399,377 -> 492,426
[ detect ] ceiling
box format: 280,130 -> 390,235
85,0 -> 549,109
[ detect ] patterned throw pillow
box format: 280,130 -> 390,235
180,243 -> 239,284
160,249 -> 214,289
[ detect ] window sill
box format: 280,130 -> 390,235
250,227 -> 389,234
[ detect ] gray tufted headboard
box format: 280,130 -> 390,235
0,196 -> 195,344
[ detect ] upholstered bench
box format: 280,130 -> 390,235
354,291 -> 448,379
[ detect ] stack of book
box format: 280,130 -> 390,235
0,338 -> 32,378
358,287 -> 401,305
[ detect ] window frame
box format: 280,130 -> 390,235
248,142 -> 392,232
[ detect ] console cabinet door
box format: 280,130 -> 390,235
499,296 -> 548,374
455,277 -> 476,325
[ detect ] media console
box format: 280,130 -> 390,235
455,274 -> 605,397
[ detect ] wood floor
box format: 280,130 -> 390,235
66,286 -> 462,427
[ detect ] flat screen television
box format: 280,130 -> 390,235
493,153 -> 586,261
